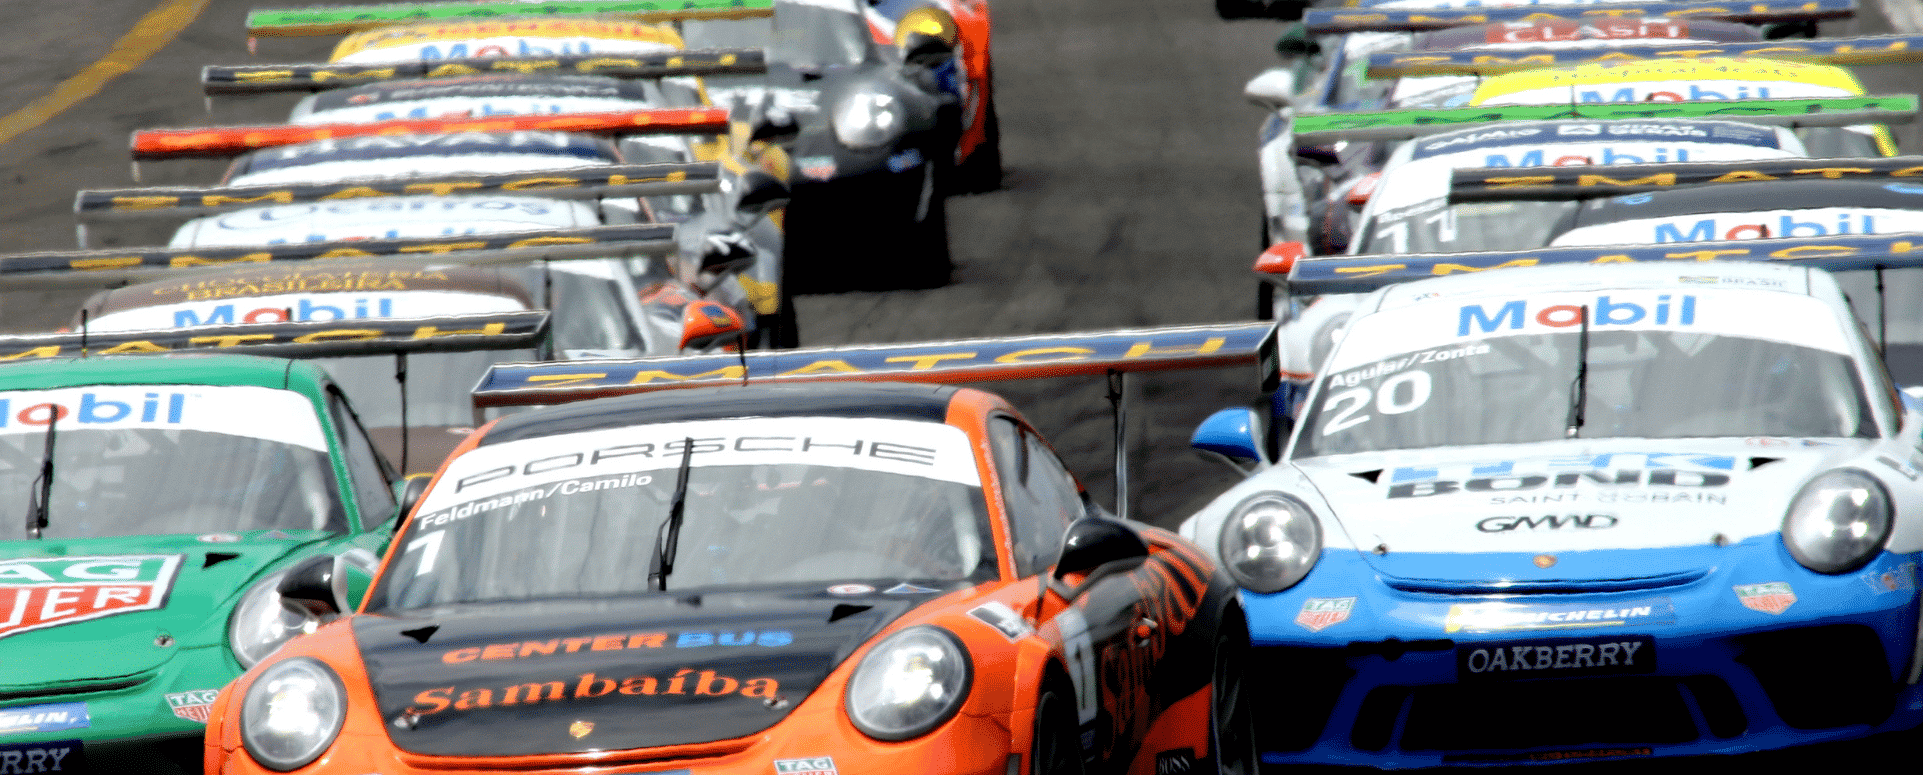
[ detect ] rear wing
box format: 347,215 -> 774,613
132,108 -> 728,160
76,162 -> 718,222
1286,232 -> 1923,293
0,223 -> 675,289
247,0 -> 775,37
4,311 -> 550,361
1291,95 -> 1917,145
1305,0 -> 1854,34
1367,34 -> 1923,78
471,322 -> 1282,407
204,48 -> 766,95
1448,156 -> 1923,201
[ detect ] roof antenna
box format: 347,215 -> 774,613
1876,264 -> 1889,359
394,352 -> 410,476
78,309 -> 88,359
1107,369 -> 1130,520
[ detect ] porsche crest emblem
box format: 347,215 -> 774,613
568,720 -> 594,739
1533,554 -> 1557,569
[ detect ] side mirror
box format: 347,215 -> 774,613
1244,68 -> 1298,111
735,170 -> 791,221
750,110 -> 800,146
278,554 -> 348,619
1294,144 -> 1340,166
1274,23 -> 1321,57
1346,171 -> 1381,208
697,231 -> 759,277
1050,517 -> 1150,600
680,300 -> 747,351
1192,408 -> 1270,476
1254,241 -> 1306,277
392,474 -> 431,524
899,31 -> 955,68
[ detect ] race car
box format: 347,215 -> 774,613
198,323 -> 1280,775
1185,258 -> 1923,766
0,350 -> 408,772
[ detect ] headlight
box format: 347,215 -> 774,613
230,571 -> 320,667
845,626 -> 972,740
1783,470 -> 1892,573
832,87 -> 905,150
241,658 -> 346,771
1219,492 -> 1321,593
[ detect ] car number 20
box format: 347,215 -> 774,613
1321,370 -> 1432,436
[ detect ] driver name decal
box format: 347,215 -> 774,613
0,556 -> 183,641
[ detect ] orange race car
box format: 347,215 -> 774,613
201,323 -> 1273,775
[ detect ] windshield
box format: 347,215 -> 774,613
317,348 -> 534,430
0,385 -> 344,538
1294,289 -> 1875,457
370,417 -> 995,610
680,0 -> 870,72
1359,199 -> 1577,254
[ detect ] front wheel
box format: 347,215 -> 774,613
1211,610 -> 1258,775
1031,683 -> 1086,775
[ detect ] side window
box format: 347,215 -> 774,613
990,417 -> 1087,578
327,388 -> 398,530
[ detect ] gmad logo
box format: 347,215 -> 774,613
1458,295 -> 1696,337
0,393 -> 187,428
173,297 -> 395,327
0,556 -> 184,640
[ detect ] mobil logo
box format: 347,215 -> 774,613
0,555 -> 184,640
373,103 -> 569,122
1482,147 -> 1690,167
418,39 -> 594,60
1577,84 -> 1773,103
0,392 -> 187,428
172,297 -> 395,327
1457,295 -> 1696,337
1655,213 -> 1878,243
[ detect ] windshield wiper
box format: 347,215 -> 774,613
647,438 -> 696,591
1565,305 -> 1590,438
25,411 -> 56,539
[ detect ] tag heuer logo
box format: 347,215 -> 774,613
165,690 -> 220,724
0,555 -> 183,640
774,757 -> 837,775
1735,582 -> 1796,615
1295,597 -> 1356,632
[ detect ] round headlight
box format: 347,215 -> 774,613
230,571 -> 320,667
241,658 -> 347,771
832,87 -> 904,150
845,626 -> 972,741
1783,470 -> 1892,574
1218,492 -> 1322,593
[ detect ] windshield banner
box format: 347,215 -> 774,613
247,0 -> 776,36
1292,95 -> 1919,145
1307,0 -> 1854,33
1450,156 -> 1923,201
0,312 -> 550,361
204,49 -> 766,94
0,385 -> 328,449
1367,34 -> 1923,78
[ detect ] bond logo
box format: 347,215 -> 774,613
1735,582 -> 1796,615
1295,597 -> 1356,633
0,556 -> 183,640
164,690 -> 220,724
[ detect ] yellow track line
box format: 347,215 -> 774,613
0,0 -> 212,146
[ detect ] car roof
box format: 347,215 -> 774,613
477,383 -> 964,446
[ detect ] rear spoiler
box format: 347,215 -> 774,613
76,163 -> 718,222
4,311 -> 550,361
1367,34 -> 1923,78
132,108 -> 728,160
1305,0 -> 1853,34
1448,156 -> 1923,201
247,0 -> 775,37
472,322 -> 1282,408
1291,95 -> 1917,145
1286,232 -> 1923,293
0,223 -> 675,289
203,48 -> 766,95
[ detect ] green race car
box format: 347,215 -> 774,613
0,354 -> 403,773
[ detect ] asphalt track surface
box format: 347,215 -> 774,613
1,0 -> 1921,769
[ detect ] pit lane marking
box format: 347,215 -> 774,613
0,0 -> 210,146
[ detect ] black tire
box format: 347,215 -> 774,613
1215,0 -> 1251,19
902,162 -> 953,289
1032,682 -> 1086,775
1211,610 -> 1259,775
1256,218 -> 1274,321
956,95 -> 1003,193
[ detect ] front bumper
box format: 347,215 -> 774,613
0,644 -> 240,774
1241,541 -> 1923,767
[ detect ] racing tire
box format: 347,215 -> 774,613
1210,608 -> 1259,775
901,162 -> 954,290
1031,681 -> 1086,775
956,94 -> 1004,194
1256,218 -> 1274,321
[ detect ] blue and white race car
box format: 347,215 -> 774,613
1184,260 -> 1923,766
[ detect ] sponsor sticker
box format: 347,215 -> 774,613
0,739 -> 82,773
1444,598 -> 1674,634
1735,582 -> 1797,614
0,703 -> 88,737
1457,635 -> 1656,681
826,584 -> 874,596
797,155 -> 837,181
968,602 -> 1032,641
1154,748 -> 1197,774
1294,597 -> 1356,633
774,757 -> 837,775
1863,563 -> 1919,595
0,556 -> 184,641
883,582 -> 940,594
164,691 -> 220,724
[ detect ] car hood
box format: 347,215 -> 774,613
1292,437 -> 1873,583
0,533 -> 326,688
356,589 -> 920,756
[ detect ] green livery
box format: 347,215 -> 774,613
1290,95 -> 1921,145
0,355 -> 399,771
247,0 -> 777,37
